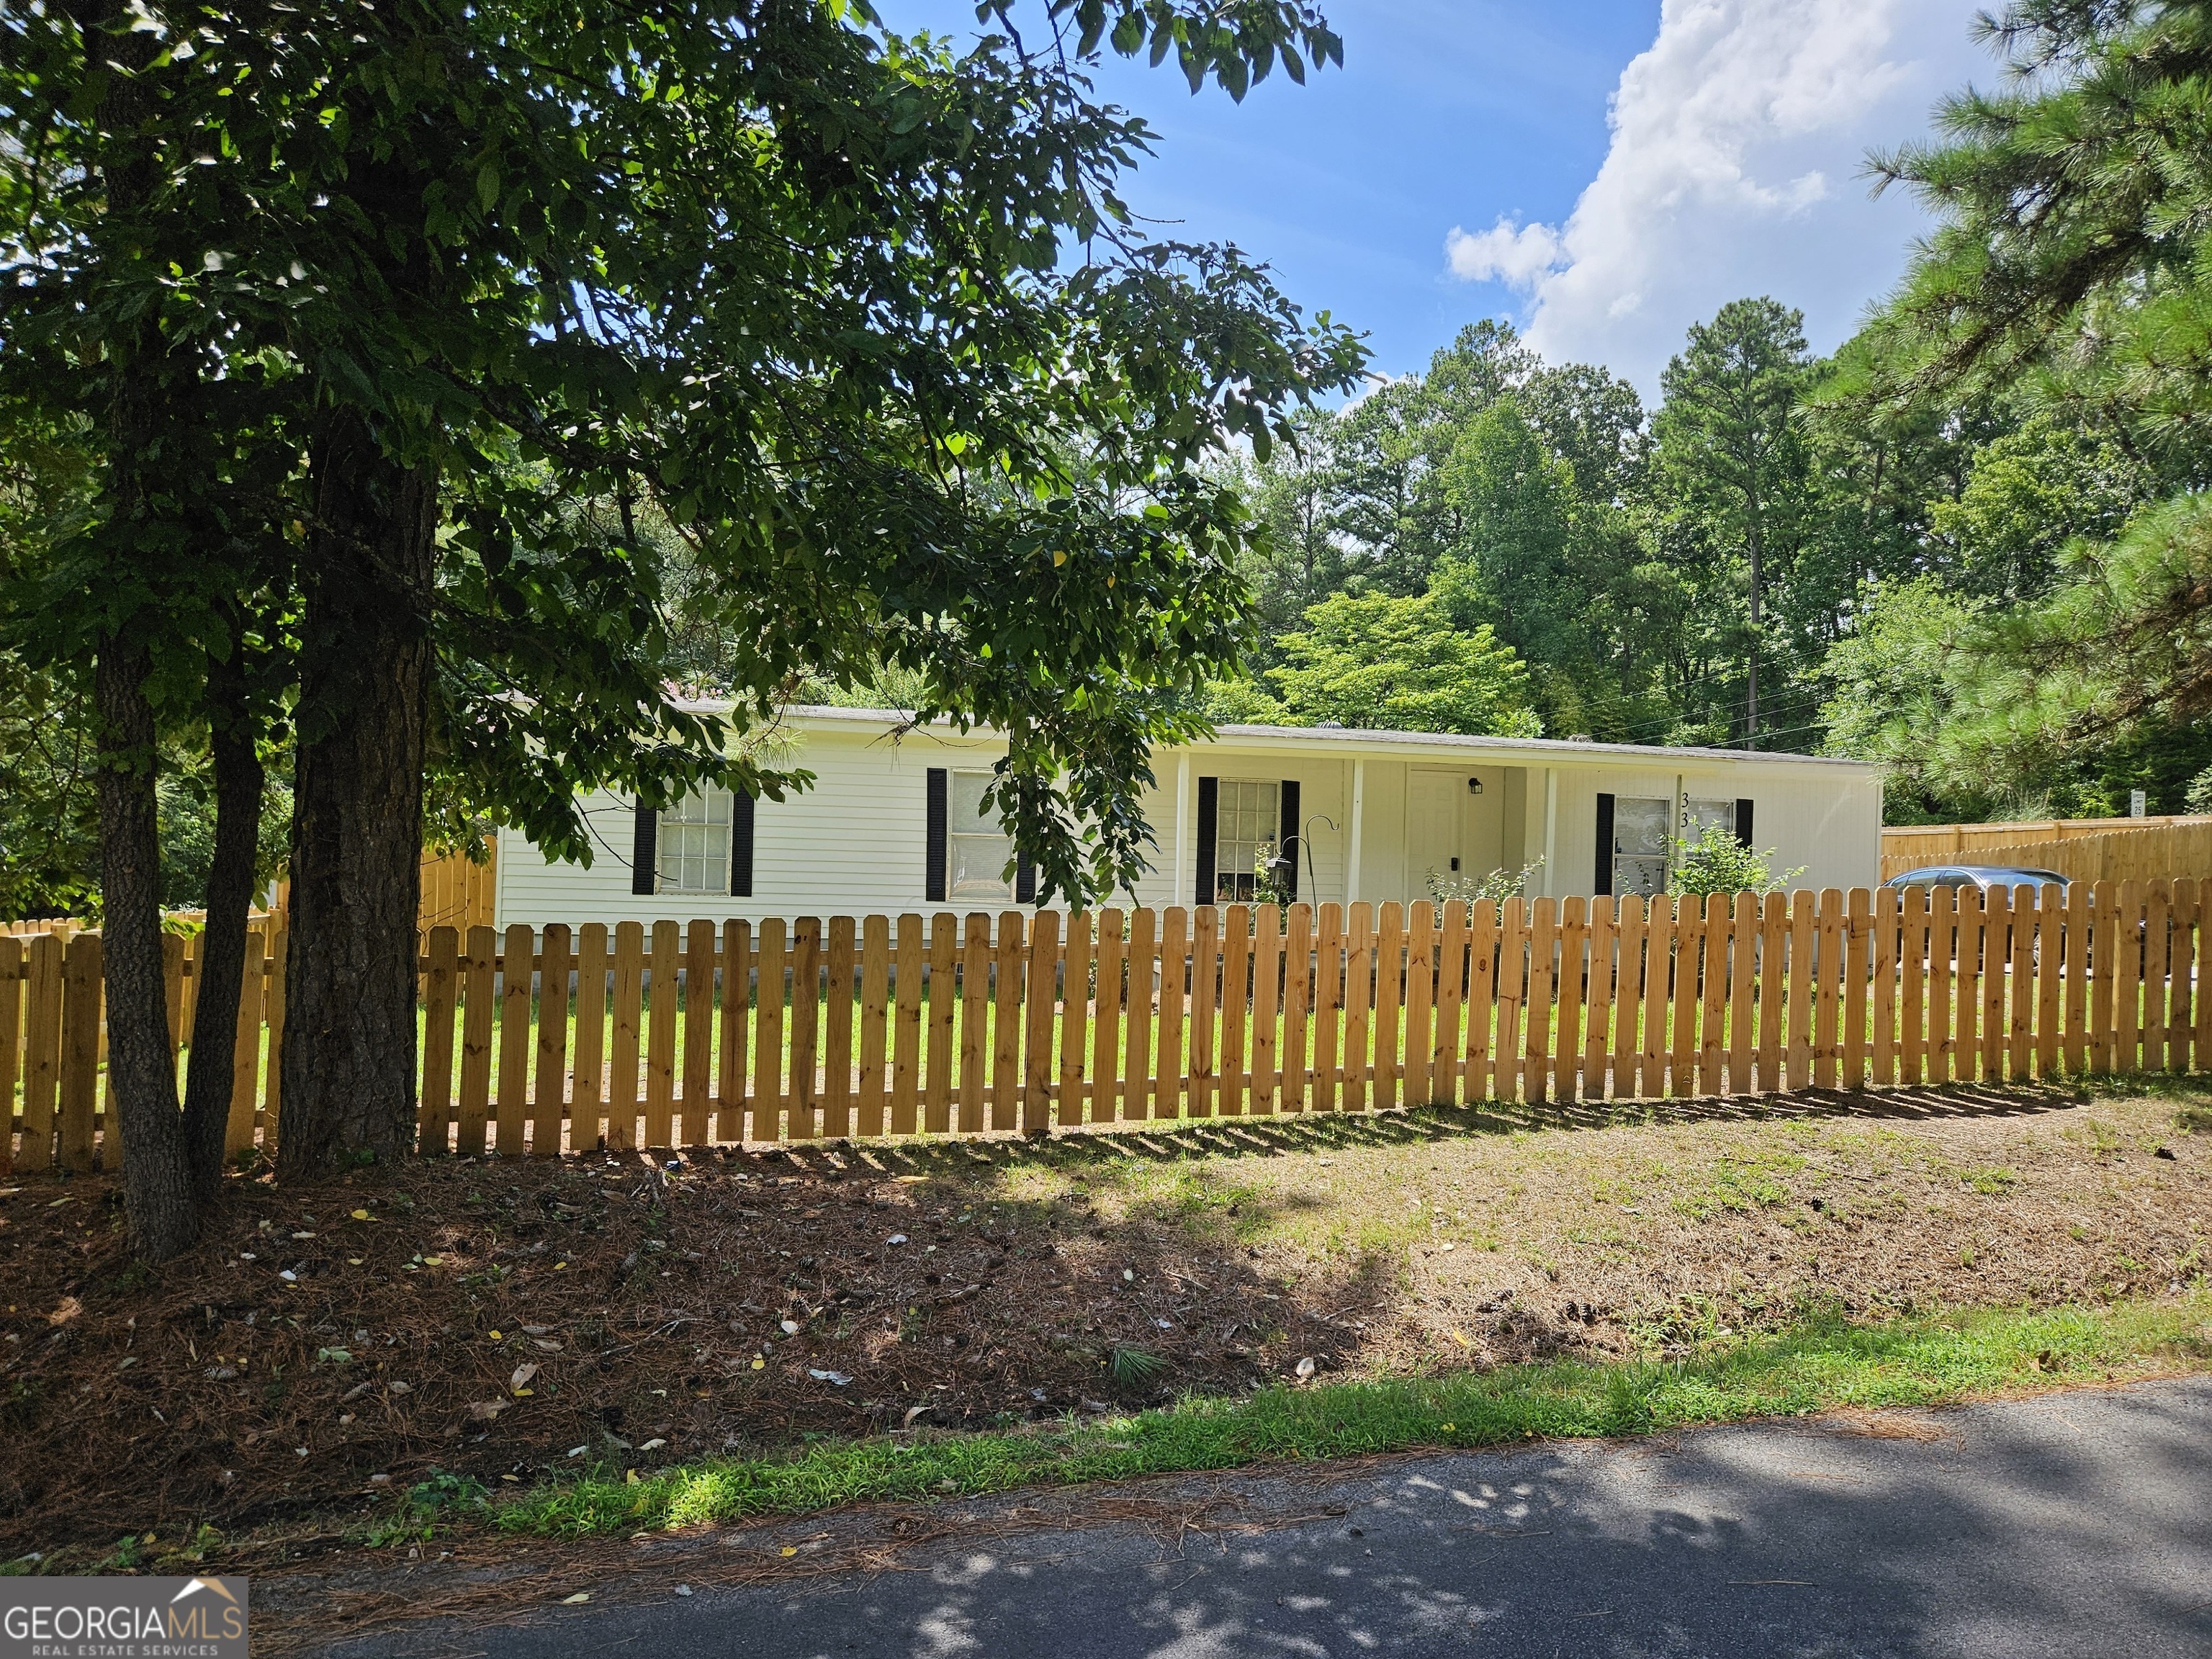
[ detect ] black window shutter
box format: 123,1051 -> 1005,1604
631,799 -> 657,896
925,769 -> 948,904
1735,798 -> 1755,848
1593,792 -> 1615,896
1015,851 -> 1037,905
730,789 -> 755,898
1278,779 -> 1301,900
1195,775 -> 1219,905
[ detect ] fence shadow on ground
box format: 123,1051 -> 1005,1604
753,1077 -> 2116,1185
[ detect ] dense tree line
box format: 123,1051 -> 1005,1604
1228,3 -> 2212,824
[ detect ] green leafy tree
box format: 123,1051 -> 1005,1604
2,0 -> 1362,1252
1267,590 -> 1539,734
1654,297 -> 1818,749
1850,0 -> 2212,769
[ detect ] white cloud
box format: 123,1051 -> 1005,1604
1444,0 -> 1988,394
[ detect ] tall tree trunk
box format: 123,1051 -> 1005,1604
96,647 -> 197,1258
89,0 -> 198,1259
276,409 -> 435,1176
180,651 -> 264,1200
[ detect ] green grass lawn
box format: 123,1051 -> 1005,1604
483,1292 -> 2211,1538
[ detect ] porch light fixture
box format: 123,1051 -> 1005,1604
1467,775 -> 1483,796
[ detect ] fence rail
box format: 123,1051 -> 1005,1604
4,882 -> 2206,1170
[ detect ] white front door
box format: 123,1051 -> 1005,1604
1406,770 -> 1465,902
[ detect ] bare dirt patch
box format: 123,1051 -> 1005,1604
2,1080 -> 2206,1557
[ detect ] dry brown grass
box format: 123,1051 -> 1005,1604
2,1077 -> 2206,1563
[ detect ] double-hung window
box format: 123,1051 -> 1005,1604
1213,780 -> 1282,902
948,770 -> 1016,902
657,791 -> 732,894
1681,797 -> 1737,842
1611,797 -> 1671,897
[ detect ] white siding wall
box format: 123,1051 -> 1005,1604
492,717 -> 1884,928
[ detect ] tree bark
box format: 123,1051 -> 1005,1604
180,651 -> 264,1200
96,647 -> 198,1259
276,408 -> 436,1176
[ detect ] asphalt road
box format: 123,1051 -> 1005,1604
328,1375 -> 2212,1658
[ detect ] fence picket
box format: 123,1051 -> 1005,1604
1343,904 -> 1373,1112
1093,909 -> 1125,1123
1156,909 -> 1189,1122
1123,907 -> 1156,1122
683,919 -> 716,1147
459,925 -> 498,1155
992,912 -> 1024,1133
1437,900 -> 1469,1107
59,933 -> 101,1170
1612,896 -> 1643,1102
644,920 -> 680,1148
1219,905 -> 1249,1117
538,924 -> 575,1154
1375,902 -> 1407,1111
1314,904 -> 1344,1111
1668,896 -> 1699,1097
1059,911 -> 1090,1128
2090,881 -> 2118,1073
750,918 -> 785,1143
1251,904 -> 1282,1114
1785,891 -> 1815,1093
2169,884 -> 2196,1074
1496,897 -> 1527,1105
573,923 -> 611,1152
1190,905 -> 1221,1119
1730,892 -> 1758,1095
860,914 -> 891,1138
608,920 -> 646,1150
1699,895 -> 1729,1098
1639,898 -> 1670,1100
789,918 -> 822,1140
718,920 -> 751,1143
495,923 -> 534,1153
1928,885 -> 1956,1085
1462,900 -> 1496,1102
925,914 -> 957,1135
1844,889 -> 1871,1091
891,915 -> 922,1136
1551,897 -> 1583,1107
18,935 -> 61,1172
959,914 -> 989,1133
2115,880 -> 2143,1074
1025,910 -> 1058,1136
1282,904 -> 1313,1112
2033,888 -> 2062,1080
2007,886 -> 2035,1082
421,926 -> 460,1152
1406,902 -> 1438,1108
225,930 -> 264,1156
823,916 -> 855,1141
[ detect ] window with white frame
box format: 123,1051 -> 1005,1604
948,770 -> 1015,902
1611,796 -> 1671,897
1214,779 -> 1282,902
657,791 -> 732,894
1681,797 -> 1737,842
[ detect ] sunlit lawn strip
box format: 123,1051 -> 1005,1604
489,1293 -> 2211,1539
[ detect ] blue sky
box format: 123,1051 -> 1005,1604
877,1 -> 1992,395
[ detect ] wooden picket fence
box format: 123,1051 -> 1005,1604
4,882 -> 2208,1170
1879,814 -> 2212,884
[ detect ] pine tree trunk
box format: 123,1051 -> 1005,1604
181,655 -> 264,1200
96,647 -> 198,1259
91,1 -> 197,1261
276,411 -> 436,1176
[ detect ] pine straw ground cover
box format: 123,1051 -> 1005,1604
2,1079 -> 2209,1568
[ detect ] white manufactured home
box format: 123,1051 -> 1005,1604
489,707 -> 1881,928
